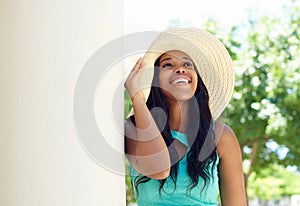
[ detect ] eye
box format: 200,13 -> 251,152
183,61 -> 193,67
161,63 -> 173,68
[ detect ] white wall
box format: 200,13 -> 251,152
0,0 -> 124,205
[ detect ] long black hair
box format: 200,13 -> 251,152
129,53 -> 218,195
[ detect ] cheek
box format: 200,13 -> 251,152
194,76 -> 198,87
158,71 -> 168,87
191,72 -> 198,89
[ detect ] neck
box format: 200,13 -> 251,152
167,100 -> 190,133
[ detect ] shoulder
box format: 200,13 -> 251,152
215,122 -> 247,205
215,121 -> 241,159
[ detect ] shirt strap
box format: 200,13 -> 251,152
170,130 -> 189,147
170,120 -> 216,147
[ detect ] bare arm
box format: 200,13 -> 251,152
216,123 -> 247,206
124,58 -> 170,179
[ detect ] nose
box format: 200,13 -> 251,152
175,66 -> 186,73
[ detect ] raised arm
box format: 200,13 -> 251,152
124,57 -> 170,179
216,123 -> 247,206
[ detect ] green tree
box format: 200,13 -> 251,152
223,1 -> 300,186
247,165 -> 300,200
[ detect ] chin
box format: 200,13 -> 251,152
161,88 -> 196,103
169,92 -> 195,103
175,96 -> 194,102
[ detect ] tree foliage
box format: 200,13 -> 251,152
201,1 -> 300,199
221,1 -> 300,182
247,165 -> 300,200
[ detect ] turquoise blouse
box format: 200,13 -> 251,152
129,130 -> 220,206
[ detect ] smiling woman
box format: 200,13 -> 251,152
124,28 -> 247,206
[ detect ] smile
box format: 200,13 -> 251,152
170,76 -> 191,85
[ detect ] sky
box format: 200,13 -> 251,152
124,0 -> 295,33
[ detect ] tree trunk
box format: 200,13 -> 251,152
244,140 -> 259,205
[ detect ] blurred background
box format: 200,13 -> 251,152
124,0 -> 300,205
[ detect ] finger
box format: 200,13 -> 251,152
133,60 -> 147,76
126,59 -> 142,80
131,57 -> 143,72
140,61 -> 146,69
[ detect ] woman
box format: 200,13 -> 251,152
124,28 -> 247,206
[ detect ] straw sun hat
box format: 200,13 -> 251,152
131,28 -> 234,120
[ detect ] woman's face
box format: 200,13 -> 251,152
158,50 -> 198,102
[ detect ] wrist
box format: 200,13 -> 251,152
131,91 -> 145,103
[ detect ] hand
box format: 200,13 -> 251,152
124,57 -> 146,102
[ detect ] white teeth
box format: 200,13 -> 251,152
173,78 -> 189,84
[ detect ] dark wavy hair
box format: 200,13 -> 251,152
128,53 -> 218,195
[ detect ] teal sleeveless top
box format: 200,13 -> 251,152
129,130 -> 219,206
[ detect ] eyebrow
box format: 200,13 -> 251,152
160,56 -> 193,64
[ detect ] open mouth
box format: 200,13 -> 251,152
170,77 -> 191,85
